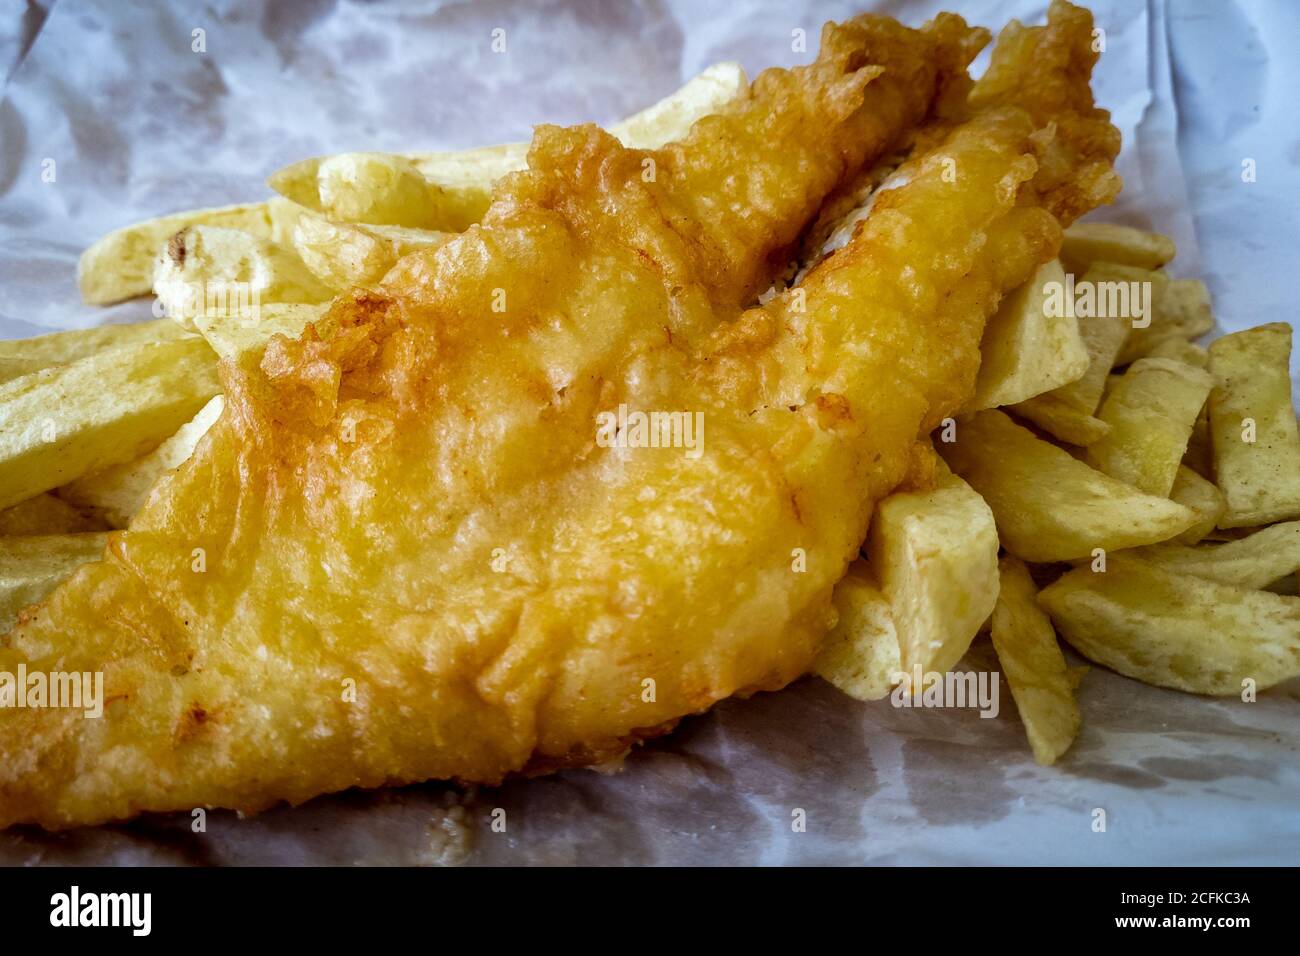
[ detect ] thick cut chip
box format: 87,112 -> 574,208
0,339 -> 220,509
0,494 -> 105,535
317,153 -> 468,230
967,258 -> 1088,410
1043,310 -> 1129,413
270,63 -> 749,233
940,410 -> 1196,562
1059,221 -> 1176,273
1040,556 -> 1300,696
85,66 -> 745,308
154,226 -> 332,331
1075,261 -> 1168,349
1012,308 -> 1128,444
1208,323 -> 1300,527
192,303 -> 333,363
1129,521 -> 1300,589
78,202 -> 275,305
59,396 -> 226,529
813,560 -> 901,701
1146,336 -> 1208,369
1116,279 -> 1214,366
0,534 -> 109,633
1168,464 -> 1225,544
867,472 -> 999,677
0,319 -> 192,384
990,556 -> 1080,765
291,214 -> 447,289
1009,396 -> 1109,446
1086,356 -> 1214,497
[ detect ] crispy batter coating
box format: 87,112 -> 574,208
0,2 -> 1117,829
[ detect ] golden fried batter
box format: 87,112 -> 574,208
0,2 -> 1117,829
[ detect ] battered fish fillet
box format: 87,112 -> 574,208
0,1 -> 1116,829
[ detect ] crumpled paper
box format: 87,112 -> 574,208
0,0 -> 1296,865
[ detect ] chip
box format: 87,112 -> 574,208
990,556 -> 1080,765
1040,556 -> 1300,696
812,560 -> 901,701
1208,323 -> 1300,527
940,410 -> 1196,562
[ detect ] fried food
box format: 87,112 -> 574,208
813,561 -> 900,701
1041,556 -> 1300,696
0,1 -> 1122,828
1116,278 -> 1214,366
77,201 -> 285,306
0,318 -> 190,384
966,258 -> 1089,410
1207,323 -> 1300,527
1167,464 -> 1226,544
0,494 -> 105,536
154,226 -> 332,330
0,338 -> 220,510
867,471 -> 999,677
0,534 -> 109,635
269,63 -> 748,234
1129,521 -> 1300,589
58,396 -> 226,529
940,410 -> 1195,562
991,556 -> 1081,765
1011,307 -> 1129,446
1086,356 -> 1214,497
1059,221 -> 1176,273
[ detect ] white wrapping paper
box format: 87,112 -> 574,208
0,0 -> 1296,865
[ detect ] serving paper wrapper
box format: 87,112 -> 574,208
0,0 -> 1296,865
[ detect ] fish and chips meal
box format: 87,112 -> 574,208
0,0 -> 1296,831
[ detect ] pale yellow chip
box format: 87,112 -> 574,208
192,303 -> 333,364
0,533 -> 109,633
990,556 -> 1080,765
1044,310 -> 1130,414
1208,323 -> 1300,527
0,494 -> 105,535
967,258 -> 1088,410
813,560 -> 901,701
1011,306 -> 1129,444
291,213 -> 448,289
1086,356 -> 1214,497
1145,336 -> 1208,369
59,395 -> 226,529
270,63 -> 748,233
77,202 -> 276,306
867,471 -> 999,677
1009,396 -> 1110,446
1117,279 -> 1215,366
1129,521 -> 1300,589
82,66 -> 745,309
1040,556 -> 1300,696
1060,221 -> 1176,273
1168,464 -> 1225,545
154,225 -> 333,330
316,153 -> 472,231
940,410 -> 1196,562
0,319 -> 191,385
1075,262 -> 1169,338
0,338 -> 220,509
